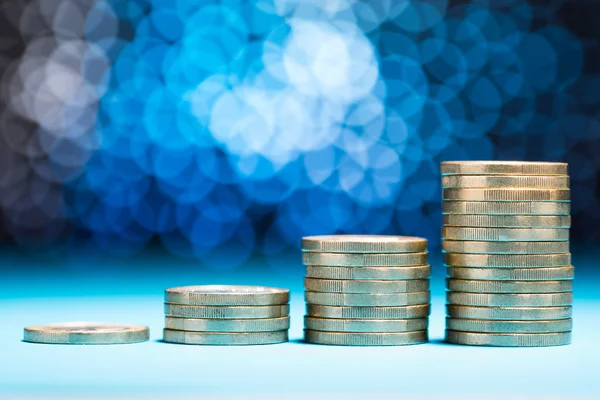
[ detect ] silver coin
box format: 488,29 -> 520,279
444,253 -> 571,267
446,305 -> 572,320
447,279 -> 573,293
307,304 -> 431,319
304,317 -> 429,333
446,266 -> 575,281
306,265 -> 431,280
164,304 -> 289,319
305,291 -> 430,306
443,188 -> 570,202
442,175 -> 570,188
443,215 -> 571,228
446,318 -> 572,333
442,201 -> 571,215
163,329 -> 288,345
442,240 -> 570,254
304,278 -> 430,293
447,292 -> 572,307
304,330 -> 428,346
23,322 -> 149,345
164,316 -> 290,332
440,161 -> 568,176
442,227 -> 569,242
301,235 -> 427,253
445,330 -> 571,347
165,285 -> 289,306
302,252 -> 428,267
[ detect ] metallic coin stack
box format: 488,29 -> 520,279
162,285 -> 290,345
441,161 -> 573,347
302,235 -> 431,346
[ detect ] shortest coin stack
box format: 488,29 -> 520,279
163,285 -> 290,345
302,235 -> 431,346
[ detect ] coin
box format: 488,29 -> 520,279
442,215 -> 571,228
23,322 -> 149,345
445,330 -> 571,347
301,235 -> 427,253
442,201 -> 570,215
306,304 -> 431,319
442,240 -> 570,254
305,265 -> 431,280
446,266 -> 575,281
446,305 -> 572,320
447,292 -> 572,307
305,291 -> 430,306
443,188 -> 570,201
442,227 -> 569,241
164,316 -> 290,332
302,252 -> 428,267
446,318 -> 572,333
304,330 -> 428,346
447,279 -> 573,293
440,161 -> 568,176
442,175 -> 569,188
304,278 -> 430,293
163,329 -> 288,345
164,304 -> 290,319
443,253 -> 571,267
304,317 -> 428,332
164,285 -> 289,306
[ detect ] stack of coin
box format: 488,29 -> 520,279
441,161 -> 573,347
162,285 -> 290,345
302,235 -> 431,346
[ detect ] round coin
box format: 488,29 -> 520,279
307,304 -> 431,319
443,253 -> 571,267
301,235 -> 427,253
304,317 -> 429,332
446,266 -> 575,281
447,279 -> 573,293
302,252 -> 428,267
306,265 -> 431,280
163,329 -> 288,345
446,305 -> 572,320
164,316 -> 290,332
442,175 -> 569,188
305,291 -> 430,306
443,188 -> 570,202
304,278 -> 429,293
440,161 -> 568,176
446,318 -> 572,333
442,201 -> 570,215
442,240 -> 570,254
442,227 -> 569,242
304,330 -> 428,346
23,322 -> 149,345
445,330 -> 571,347
164,304 -> 289,319
443,215 -> 571,228
447,292 -> 572,307
165,285 -> 289,306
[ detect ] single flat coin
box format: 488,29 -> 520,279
446,318 -> 572,333
444,253 -> 571,267
442,175 -> 569,188
445,330 -> 571,347
443,215 -> 571,228
442,201 -> 570,215
442,227 -> 569,242
165,285 -> 289,306
301,235 -> 427,253
446,305 -> 572,320
163,329 -> 288,345
304,317 -> 429,333
304,278 -> 429,293
307,304 -> 431,319
442,240 -> 570,254
164,304 -> 289,319
443,188 -> 570,202
306,265 -> 431,280
23,322 -> 149,345
304,330 -> 428,346
302,252 -> 428,267
447,279 -> 573,293
164,316 -> 290,332
447,292 -> 572,307
440,161 -> 568,176
305,291 -> 430,306
446,266 -> 575,281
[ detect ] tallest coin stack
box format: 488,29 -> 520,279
441,161 -> 573,347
